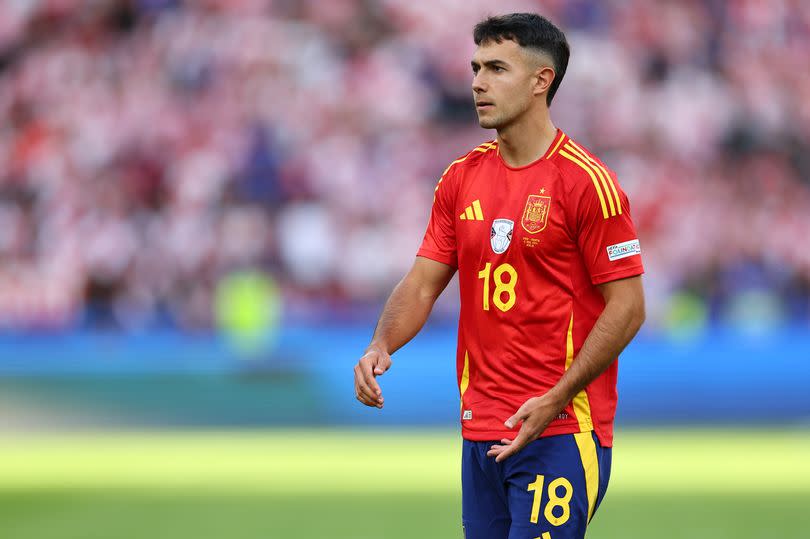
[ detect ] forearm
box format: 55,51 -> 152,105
367,274 -> 441,355
546,296 -> 645,408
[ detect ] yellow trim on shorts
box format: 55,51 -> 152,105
573,431 -> 599,523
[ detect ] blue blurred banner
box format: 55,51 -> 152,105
1,324 -> 808,428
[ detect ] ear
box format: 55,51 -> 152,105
533,66 -> 556,98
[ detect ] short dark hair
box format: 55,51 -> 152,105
473,13 -> 570,106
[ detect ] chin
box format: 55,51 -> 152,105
478,117 -> 501,129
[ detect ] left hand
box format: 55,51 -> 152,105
486,393 -> 564,462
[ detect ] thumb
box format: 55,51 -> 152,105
373,355 -> 391,376
504,405 -> 529,429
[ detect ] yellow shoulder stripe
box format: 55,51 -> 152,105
559,148 -> 610,219
441,142 -> 496,176
564,143 -> 616,217
566,140 -> 622,215
473,141 -> 498,153
547,133 -> 566,158
436,143 -> 497,201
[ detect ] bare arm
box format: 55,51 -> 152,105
541,275 -> 646,410
353,256 -> 456,408
488,275 -> 645,461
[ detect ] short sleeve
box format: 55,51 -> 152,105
416,167 -> 458,268
575,173 -> 644,285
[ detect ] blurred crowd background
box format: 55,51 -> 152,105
1,0 -> 809,334
0,6 -> 806,539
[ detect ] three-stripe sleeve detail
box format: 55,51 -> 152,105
564,141 -> 622,216
559,148 -> 610,219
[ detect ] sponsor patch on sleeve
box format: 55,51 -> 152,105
607,239 -> 641,261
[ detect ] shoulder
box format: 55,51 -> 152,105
442,140 -> 499,179
434,139 -> 498,196
549,133 -> 625,219
549,134 -> 615,188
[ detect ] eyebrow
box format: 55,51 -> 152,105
471,59 -> 508,69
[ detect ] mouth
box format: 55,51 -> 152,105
476,101 -> 494,110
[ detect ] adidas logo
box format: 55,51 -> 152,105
460,200 -> 484,221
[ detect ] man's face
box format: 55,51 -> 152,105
471,39 -> 540,130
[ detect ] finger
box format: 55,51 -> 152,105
495,430 -> 532,463
372,355 -> 392,376
493,443 -> 518,462
353,377 -> 376,407
486,439 -> 514,457
354,384 -> 382,408
357,382 -> 382,407
357,394 -> 380,408
354,365 -> 381,405
504,406 -> 529,429
353,377 -> 372,406
360,350 -> 392,386
359,358 -> 382,396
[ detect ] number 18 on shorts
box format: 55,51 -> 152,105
461,432 -> 611,539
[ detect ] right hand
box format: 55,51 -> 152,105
353,345 -> 392,408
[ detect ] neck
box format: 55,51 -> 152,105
496,107 -> 557,168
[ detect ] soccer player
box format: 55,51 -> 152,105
353,13 -> 645,539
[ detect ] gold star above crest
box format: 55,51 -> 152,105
539,188 -> 546,194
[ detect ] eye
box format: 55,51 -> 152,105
493,66 -> 505,72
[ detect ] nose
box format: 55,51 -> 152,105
472,72 -> 486,94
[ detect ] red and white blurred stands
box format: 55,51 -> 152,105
0,0 -> 809,331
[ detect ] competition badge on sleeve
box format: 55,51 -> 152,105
521,194 -> 551,233
490,219 -> 514,254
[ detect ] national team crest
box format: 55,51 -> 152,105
490,219 -> 514,254
521,194 -> 551,233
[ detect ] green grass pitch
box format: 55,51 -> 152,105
0,428 -> 807,538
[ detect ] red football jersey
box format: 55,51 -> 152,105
417,129 -> 643,447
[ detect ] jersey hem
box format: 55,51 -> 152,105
462,422 -> 596,443
590,265 -> 644,285
416,249 -> 457,268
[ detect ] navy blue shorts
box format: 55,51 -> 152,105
462,432 -> 611,539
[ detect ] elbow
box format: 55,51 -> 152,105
615,295 -> 645,337
401,272 -> 441,305
635,310 -> 646,334
631,300 -> 646,335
